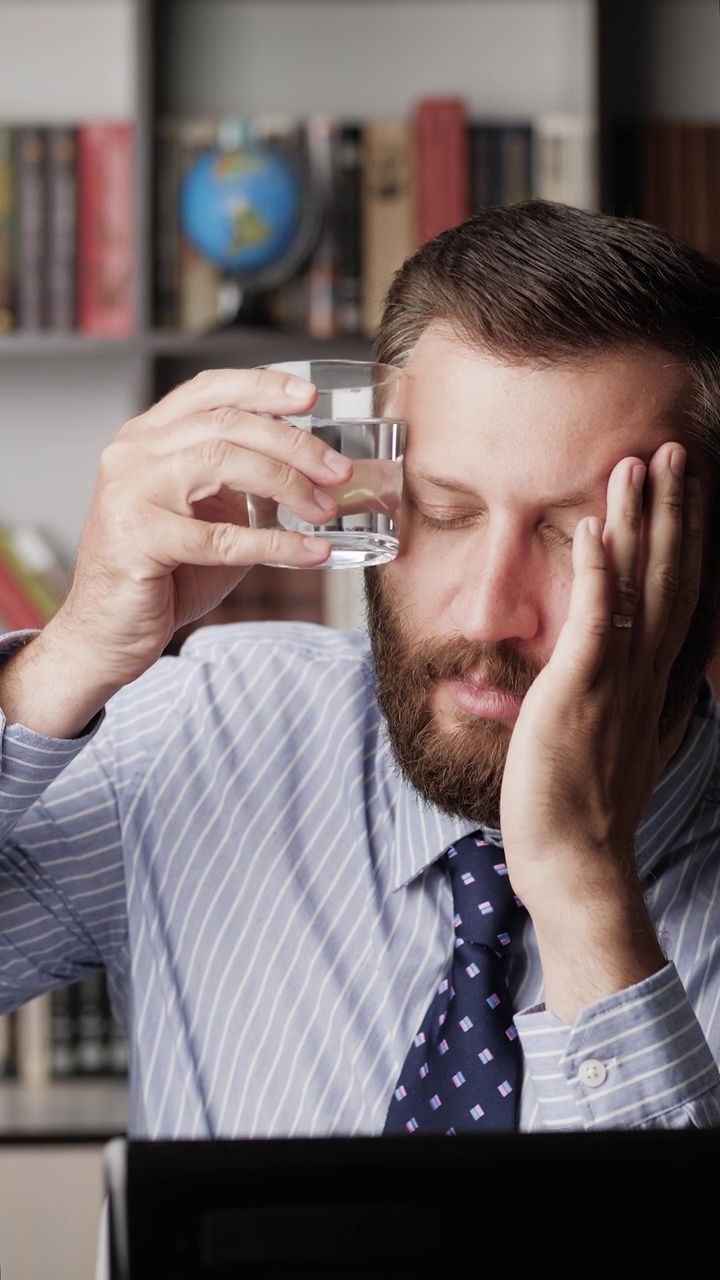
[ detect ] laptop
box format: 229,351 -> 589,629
105,1129 -> 718,1277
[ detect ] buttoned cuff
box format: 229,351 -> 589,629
515,963 -> 720,1130
0,630 -> 104,831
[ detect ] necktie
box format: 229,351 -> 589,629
384,832 -> 524,1135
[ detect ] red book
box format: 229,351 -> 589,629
0,548 -> 45,630
77,122 -> 135,335
414,98 -> 470,245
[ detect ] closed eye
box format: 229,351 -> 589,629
539,523 -> 574,549
417,510 -> 482,531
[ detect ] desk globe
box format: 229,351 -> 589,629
179,144 -> 308,285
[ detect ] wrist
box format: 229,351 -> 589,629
0,618 -> 118,739
525,859 -> 666,1024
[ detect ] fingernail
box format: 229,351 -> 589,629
323,449 -> 350,475
632,463 -> 646,491
303,536 -> 328,555
587,516 -> 601,538
284,377 -> 314,401
313,487 -> 336,513
670,449 -> 686,478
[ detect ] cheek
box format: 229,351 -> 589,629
543,560 -> 574,648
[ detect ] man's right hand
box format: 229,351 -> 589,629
0,367 -> 352,738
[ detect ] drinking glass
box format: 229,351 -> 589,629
247,359 -> 406,568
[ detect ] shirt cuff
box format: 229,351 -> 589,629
0,630 -> 104,829
515,963 -> 720,1130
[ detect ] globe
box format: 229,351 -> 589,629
179,145 -> 306,280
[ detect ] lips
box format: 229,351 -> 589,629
445,675 -> 526,722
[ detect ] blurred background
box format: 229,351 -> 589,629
0,2 -> 719,1276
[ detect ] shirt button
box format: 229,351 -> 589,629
578,1058 -> 607,1087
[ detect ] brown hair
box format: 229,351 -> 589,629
375,200 -> 720,472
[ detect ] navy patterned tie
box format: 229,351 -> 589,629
384,832 -> 524,1134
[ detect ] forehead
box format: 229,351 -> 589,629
401,324 -> 694,494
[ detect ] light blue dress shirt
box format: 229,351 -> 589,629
0,622 -> 719,1135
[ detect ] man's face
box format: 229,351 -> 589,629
366,323 -> 711,826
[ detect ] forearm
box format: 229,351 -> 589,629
0,620 -> 118,740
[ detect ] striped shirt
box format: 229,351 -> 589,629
0,621 -> 719,1136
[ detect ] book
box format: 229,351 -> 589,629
0,523 -> 68,622
153,117 -> 182,329
360,119 -> 416,338
46,124 -> 78,330
175,116 -> 226,334
533,113 -> 598,210
77,121 -> 135,336
0,125 -> 15,334
414,97 -> 470,243
0,543 -> 46,630
15,125 -> 48,331
499,124 -> 533,205
331,121 -> 362,335
304,114 -> 337,339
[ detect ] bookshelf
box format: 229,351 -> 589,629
0,2 -> 717,1275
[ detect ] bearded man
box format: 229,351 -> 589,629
1,201 -> 719,1139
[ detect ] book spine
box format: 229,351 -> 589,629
77,121 -> 136,336
153,117 -> 181,329
500,125 -> 533,205
305,114 -> 337,340
414,97 -> 470,243
331,122 -> 362,335
469,124 -> 504,209
45,124 -> 78,330
15,125 -> 48,331
0,544 -> 46,629
0,125 -> 16,334
50,985 -> 78,1078
533,114 -> 598,210
176,116 -> 224,334
0,526 -> 63,620
360,119 -> 416,339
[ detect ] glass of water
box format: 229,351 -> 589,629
248,359 -> 406,568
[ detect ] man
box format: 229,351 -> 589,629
1,200 -> 719,1135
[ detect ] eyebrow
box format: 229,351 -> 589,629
405,468 -> 593,510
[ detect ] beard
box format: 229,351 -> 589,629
364,565 -> 720,829
364,568 -> 542,826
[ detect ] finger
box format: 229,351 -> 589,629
150,440 -> 343,528
603,455 -> 645,639
141,367 -> 318,428
545,516 -> 610,691
150,510 -> 332,571
655,473 -> 703,673
639,443 -> 686,648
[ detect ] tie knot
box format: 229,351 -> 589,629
446,832 -> 522,951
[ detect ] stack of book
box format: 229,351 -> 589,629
0,120 -> 135,337
0,522 -> 70,633
153,105 -> 598,341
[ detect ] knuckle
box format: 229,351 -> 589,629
651,565 -> 680,598
284,424 -> 314,460
678,583 -> 700,614
208,521 -> 240,560
195,436 -> 234,474
207,404 -> 242,433
614,574 -> 640,608
189,368 -> 218,394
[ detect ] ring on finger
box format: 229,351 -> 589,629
611,613 -> 634,629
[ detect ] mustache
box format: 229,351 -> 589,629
422,638 -> 541,696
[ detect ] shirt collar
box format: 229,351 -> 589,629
388,681 -> 718,891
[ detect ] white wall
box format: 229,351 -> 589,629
164,0 -> 597,118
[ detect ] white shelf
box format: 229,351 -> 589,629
0,1079 -> 128,1140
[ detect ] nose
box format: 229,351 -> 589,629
447,525 -> 542,645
